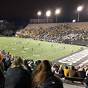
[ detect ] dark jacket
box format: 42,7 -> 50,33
78,70 -> 86,78
39,73 -> 63,88
84,76 -> 88,86
0,68 -> 5,88
5,66 -> 32,88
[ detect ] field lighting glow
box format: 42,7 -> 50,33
77,6 -> 83,12
55,9 -> 61,15
72,19 -> 76,23
46,10 -> 51,17
37,11 -> 42,16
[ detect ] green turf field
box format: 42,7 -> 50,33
0,37 -> 86,61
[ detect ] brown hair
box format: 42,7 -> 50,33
32,60 -> 52,88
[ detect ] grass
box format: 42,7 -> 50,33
0,37 -> 86,61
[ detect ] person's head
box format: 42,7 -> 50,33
35,60 -> 41,66
53,63 -> 57,68
82,68 -> 85,71
12,56 -> 23,67
71,66 -> 75,70
65,66 -> 68,69
32,60 -> 52,87
33,60 -> 51,75
24,60 -> 28,66
41,60 -> 51,72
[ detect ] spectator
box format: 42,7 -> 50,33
54,66 -> 59,76
5,56 -> 32,88
24,60 -> 32,74
64,66 -> 69,77
78,68 -> 86,78
0,51 -> 4,63
84,75 -> 88,88
0,55 -> 5,88
51,63 -> 58,73
69,66 -> 76,77
59,65 -> 64,78
32,60 -> 63,88
86,68 -> 88,77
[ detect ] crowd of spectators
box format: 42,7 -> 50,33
16,23 -> 88,45
0,50 -> 88,88
0,50 -> 64,88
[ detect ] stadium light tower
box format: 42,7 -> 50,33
55,8 -> 61,23
37,11 -> 42,23
46,10 -> 51,23
77,6 -> 83,22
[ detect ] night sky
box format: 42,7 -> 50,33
0,0 -> 88,22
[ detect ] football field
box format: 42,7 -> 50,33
0,37 -> 85,61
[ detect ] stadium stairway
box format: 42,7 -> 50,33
53,48 -> 88,67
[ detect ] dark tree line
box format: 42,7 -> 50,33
0,20 -> 18,36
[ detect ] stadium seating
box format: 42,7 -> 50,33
16,22 -> 88,45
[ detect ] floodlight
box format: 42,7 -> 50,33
55,9 -> 61,15
72,19 -> 76,23
55,8 -> 61,23
77,5 -> 84,22
37,11 -> 42,16
37,11 -> 42,23
77,6 -> 83,12
46,10 -> 51,17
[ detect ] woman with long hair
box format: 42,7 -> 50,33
32,60 -> 63,88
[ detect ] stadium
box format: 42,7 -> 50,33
0,21 -> 88,88
1,22 -> 88,66
0,0 -> 88,88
